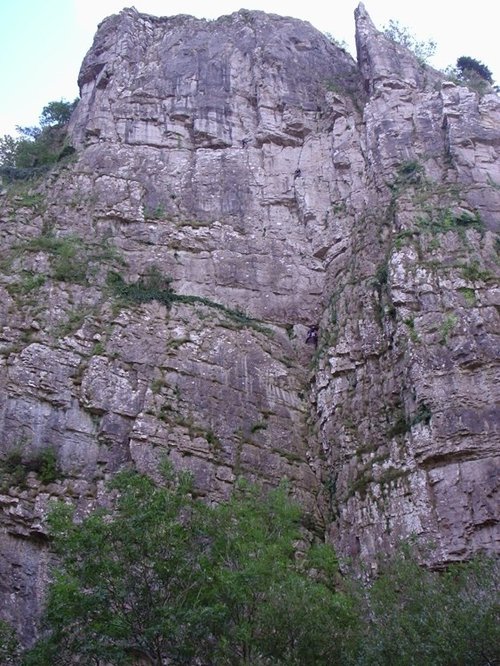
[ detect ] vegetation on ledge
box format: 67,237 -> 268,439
0,99 -> 77,179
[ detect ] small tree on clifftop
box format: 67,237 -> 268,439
383,19 -> 436,64
456,56 -> 494,83
39,99 -> 77,128
0,99 -> 77,170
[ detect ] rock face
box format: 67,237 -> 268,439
0,3 -> 499,643
322,5 -> 499,565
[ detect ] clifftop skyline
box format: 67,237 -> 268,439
0,0 -> 498,136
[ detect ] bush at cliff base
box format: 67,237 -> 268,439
18,467 -> 500,666
24,467 -> 356,666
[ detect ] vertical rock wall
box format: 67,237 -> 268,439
316,4 -> 499,565
0,3 -> 498,643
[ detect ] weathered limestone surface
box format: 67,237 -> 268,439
316,4 -> 499,567
0,3 -> 498,642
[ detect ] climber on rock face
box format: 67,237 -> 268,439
294,168 -> 302,179
306,325 -> 318,347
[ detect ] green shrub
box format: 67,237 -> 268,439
0,446 -> 61,489
372,262 -> 389,297
107,266 -> 174,307
458,287 -> 476,306
440,313 -> 458,343
417,209 -> 484,235
349,548 -> 500,666
456,56 -> 493,83
35,448 -> 61,484
204,430 -> 220,450
0,449 -> 25,488
0,98 -> 77,171
383,19 -> 436,64
14,133 -> 60,169
27,469 -> 355,665
394,160 -> 424,188
250,421 -> 268,433
52,242 -> 87,284
55,307 -> 93,338
404,316 -> 420,342
108,267 -> 272,335
39,100 -> 77,128
410,402 -> 432,426
0,620 -> 21,666
143,203 -> 167,219
388,409 -> 410,437
9,189 -> 45,210
6,271 -> 46,298
461,260 -> 492,282
90,341 -> 105,356
22,233 -> 88,284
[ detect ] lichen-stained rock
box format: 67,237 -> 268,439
1,4 -> 352,618
0,2 -> 499,645
315,4 -> 500,567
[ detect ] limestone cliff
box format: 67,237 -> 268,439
0,3 -> 499,643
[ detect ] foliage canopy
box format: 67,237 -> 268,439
0,99 -> 77,170
14,466 -> 499,666
351,544 -> 500,666
39,100 -> 77,128
456,56 -> 494,83
25,468 -> 355,665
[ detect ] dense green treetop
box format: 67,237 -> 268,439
6,464 -> 495,666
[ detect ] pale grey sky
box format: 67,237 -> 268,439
0,0 -> 498,136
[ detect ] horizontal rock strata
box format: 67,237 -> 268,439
0,3 -> 498,643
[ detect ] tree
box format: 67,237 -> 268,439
28,467 -> 212,665
383,19 -> 436,64
0,98 -> 76,169
456,56 -> 494,84
15,126 -> 42,140
40,99 -> 77,128
444,56 -> 496,94
348,546 -> 500,666
19,465 -> 500,665
203,480 -> 356,665
26,468 -> 353,665
0,135 -> 20,168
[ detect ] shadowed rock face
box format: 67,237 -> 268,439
0,4 -> 499,643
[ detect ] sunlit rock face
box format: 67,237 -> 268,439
0,3 -> 498,643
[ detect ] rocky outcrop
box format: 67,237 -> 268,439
0,3 -> 498,643
317,4 -> 499,565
